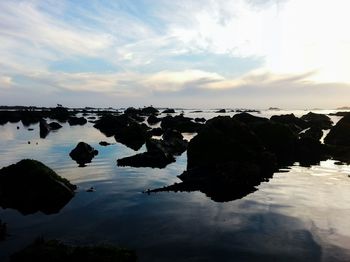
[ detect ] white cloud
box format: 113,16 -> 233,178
0,76 -> 13,88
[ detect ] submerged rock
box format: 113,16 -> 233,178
10,238 -> 137,262
69,142 -> 98,166
0,159 -> 76,215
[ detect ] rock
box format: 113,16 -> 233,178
194,117 -> 206,123
117,151 -> 175,168
99,141 -> 112,146
148,127 -> 164,137
49,106 -> 71,122
301,112 -> 333,129
0,159 -> 76,215
28,128 -> 34,131
48,122 -> 62,130
69,142 -> 98,166
270,114 -> 308,133
296,137 -> 328,167
10,238 -> 137,262
114,122 -> 150,151
67,117 -> 87,126
216,109 -> 226,113
328,111 -> 350,117
141,106 -> 159,115
300,126 -> 323,141
147,114 -> 161,125
325,114 -> 350,146
86,187 -> 95,192
146,130 -> 188,156
160,115 -> 203,133
39,119 -> 50,138
93,114 -> 133,137
162,108 -> 175,114
233,112 -> 269,126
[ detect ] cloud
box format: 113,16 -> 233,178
0,76 -> 12,88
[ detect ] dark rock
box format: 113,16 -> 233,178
162,108 -> 175,114
300,126 -> 323,141
325,114 -> 350,146
114,122 -> 150,151
69,142 -> 98,166
86,187 -> 95,192
301,112 -> 333,129
194,117 -> 206,123
87,116 -> 96,120
28,128 -> 34,131
39,119 -> 50,138
328,111 -> 350,117
49,107 -> 71,122
146,130 -> 188,156
141,106 -> 159,115
233,112 -> 269,126
161,115 -> 202,133
99,141 -> 112,146
10,238 -> 137,262
117,151 -> 175,168
48,122 -> 62,130
147,114 -> 161,125
124,107 -> 141,115
148,127 -> 164,137
93,114 -> 133,137
68,117 -> 87,126
296,137 -> 328,167
216,109 -> 226,113
270,114 -> 308,133
0,159 -> 76,215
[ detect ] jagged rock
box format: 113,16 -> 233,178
117,151 -> 175,168
233,112 -> 269,126
328,111 -> 350,117
69,142 -> 98,166
161,115 -> 202,133
146,130 -> 188,156
10,238 -> 137,262
296,137 -> 328,167
162,108 -> 175,114
301,112 -> 333,129
325,114 -> 350,146
114,122 -> 150,151
270,114 -> 308,133
0,159 -> 76,215
67,117 -> 87,126
39,119 -> 51,138
147,115 -> 161,125
141,106 -> 159,115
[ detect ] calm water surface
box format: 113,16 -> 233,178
0,109 -> 350,261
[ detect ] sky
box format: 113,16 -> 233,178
0,0 -> 350,109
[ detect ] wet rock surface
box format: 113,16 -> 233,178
0,159 -> 76,215
69,142 -> 98,166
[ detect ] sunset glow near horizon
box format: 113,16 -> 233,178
1,0 -> 350,109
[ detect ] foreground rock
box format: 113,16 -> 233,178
0,159 -> 76,214
117,151 -> 175,168
270,114 -> 308,133
161,115 -> 203,133
11,238 -> 137,262
69,142 -> 98,166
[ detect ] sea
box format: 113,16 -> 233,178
0,108 -> 350,261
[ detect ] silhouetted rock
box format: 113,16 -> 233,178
194,117 -> 206,123
39,119 -> 50,138
300,126 -> 323,141
0,159 -> 76,215
67,117 -> 87,126
48,122 -> 62,130
296,137 -> 328,167
117,151 -> 175,168
147,114 -> 161,125
141,106 -> 159,115
114,122 -> 150,151
162,108 -> 175,114
93,114 -> 133,137
325,114 -> 350,146
161,115 -> 202,133
146,130 -> 188,156
216,109 -> 226,113
233,112 -> 269,126
148,127 -> 164,137
328,111 -> 350,117
99,141 -> 112,146
69,142 -> 98,166
10,238 -> 137,262
301,112 -> 333,129
270,114 -> 308,133
49,106 -> 71,122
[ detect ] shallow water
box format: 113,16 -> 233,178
0,109 -> 350,261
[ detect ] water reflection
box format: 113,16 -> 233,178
1,110 -> 350,261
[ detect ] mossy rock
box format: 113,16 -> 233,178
0,159 -> 76,215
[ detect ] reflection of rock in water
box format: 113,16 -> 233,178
147,114 -> 331,202
69,142 -> 98,167
0,159 -> 76,215
10,237 -> 137,262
